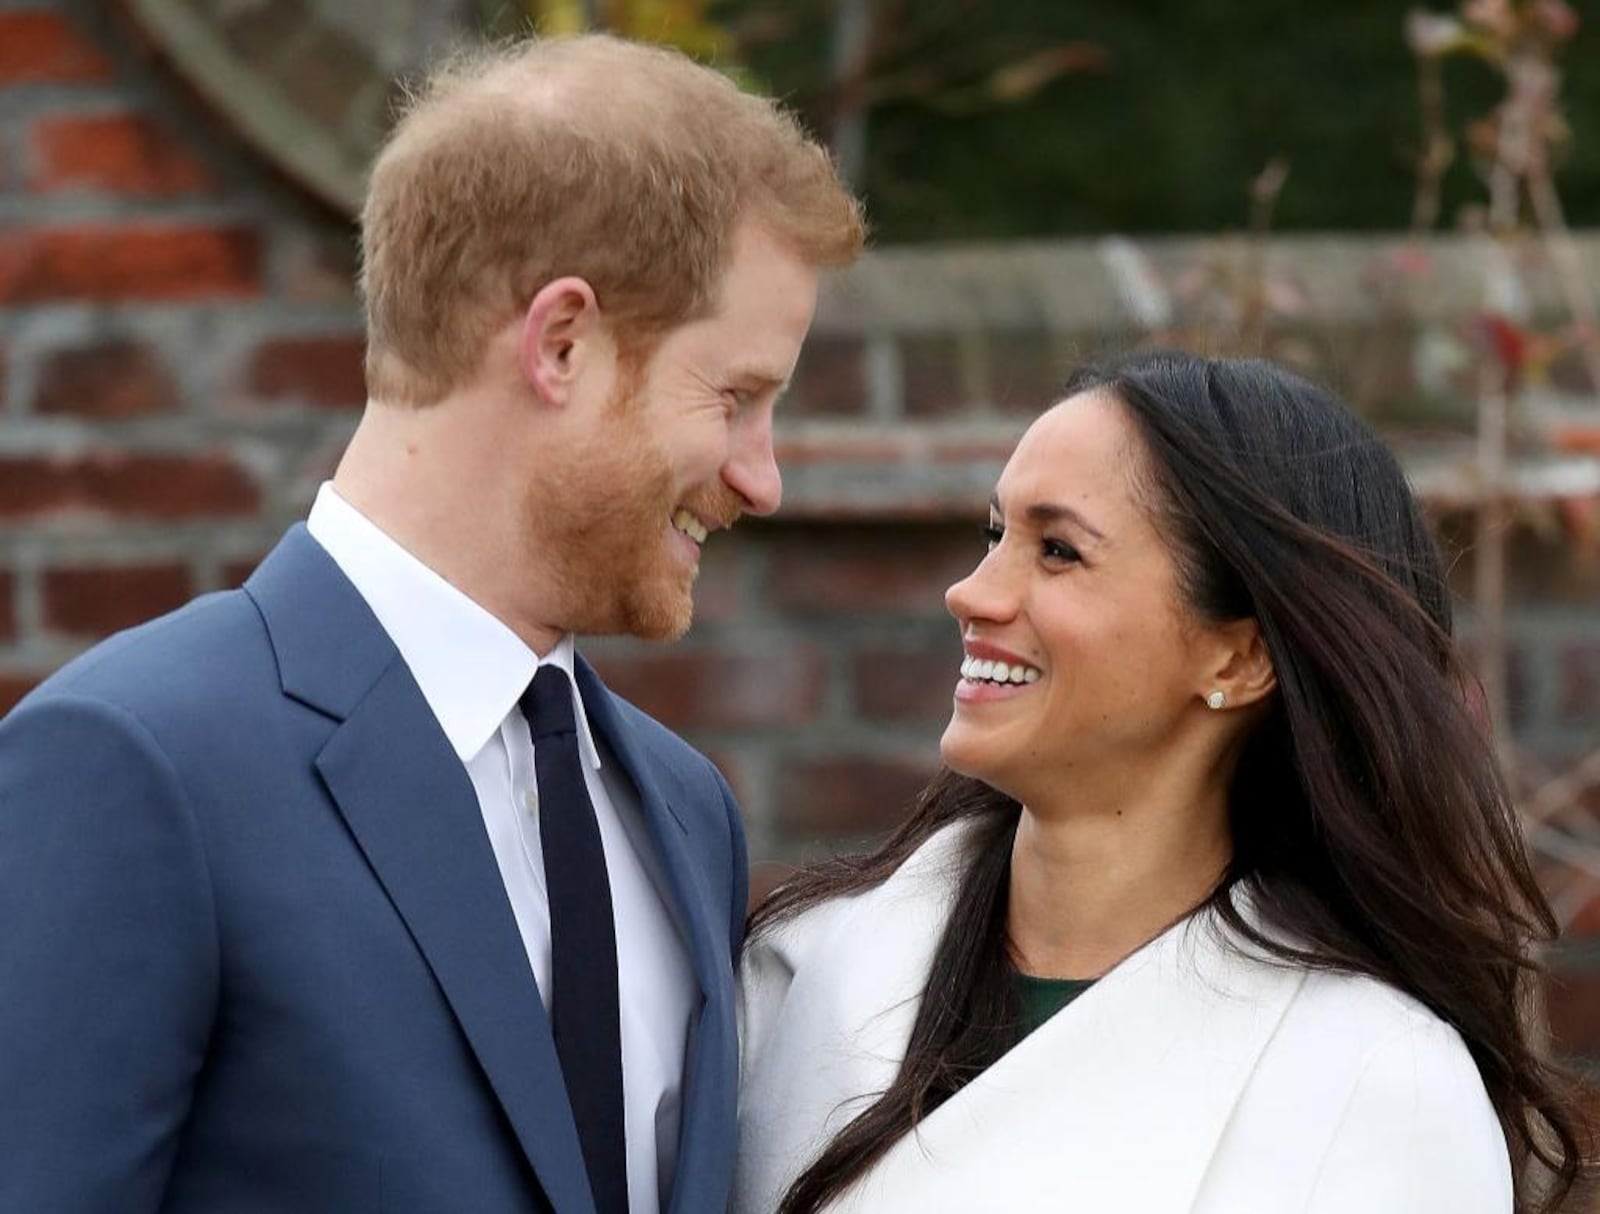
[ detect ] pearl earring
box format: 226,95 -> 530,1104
1206,691 -> 1227,710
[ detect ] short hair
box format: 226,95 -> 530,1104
360,34 -> 866,405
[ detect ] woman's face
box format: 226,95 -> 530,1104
940,389 -> 1228,807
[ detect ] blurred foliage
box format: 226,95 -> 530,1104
485,0 -> 1600,243
505,0 -> 739,64
726,0 -> 1600,242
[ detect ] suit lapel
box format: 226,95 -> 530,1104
574,658 -> 735,1214
248,529 -> 595,1214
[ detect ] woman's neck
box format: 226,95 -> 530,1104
1006,784 -> 1232,980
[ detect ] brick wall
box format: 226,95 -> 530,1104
5,0 -> 1600,1109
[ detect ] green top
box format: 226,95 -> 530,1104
1013,969 -> 1096,1041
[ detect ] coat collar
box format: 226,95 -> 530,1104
737,819 -> 1306,1213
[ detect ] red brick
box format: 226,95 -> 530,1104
854,638 -> 964,722
768,526 -> 981,615
279,233 -> 360,306
0,674 -> 41,717
1546,967 -> 1600,1059
686,542 -> 747,627
989,333 -> 1067,416
0,224 -> 263,303
701,748 -> 751,808
0,452 -> 260,520
1558,644 -> 1600,726
787,338 -> 866,417
775,753 -> 937,841
589,647 -> 826,730
749,860 -> 799,911
1551,422 -> 1600,455
220,554 -> 269,588
29,113 -> 213,197
246,336 -> 367,410
32,340 -> 179,418
0,13 -> 112,84
43,562 -> 193,637
1567,894 -> 1600,940
901,336 -> 968,416
0,571 -> 14,643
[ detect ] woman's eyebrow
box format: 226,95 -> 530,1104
990,492 -> 1106,543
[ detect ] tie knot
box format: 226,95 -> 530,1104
521,664 -> 578,741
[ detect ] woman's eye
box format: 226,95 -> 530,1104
982,524 -> 1004,550
1043,538 -> 1083,564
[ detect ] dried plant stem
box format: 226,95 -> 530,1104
1527,168 -> 1600,397
1412,54 -> 1449,233
1475,360 -> 1515,771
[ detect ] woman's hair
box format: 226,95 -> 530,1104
751,349 -> 1587,1214
361,34 -> 864,406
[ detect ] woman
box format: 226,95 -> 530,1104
735,351 -> 1584,1213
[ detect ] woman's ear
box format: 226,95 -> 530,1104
519,276 -> 604,406
1201,618 -> 1276,711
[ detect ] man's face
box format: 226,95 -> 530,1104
537,220 -> 820,641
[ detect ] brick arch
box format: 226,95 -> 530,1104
117,0 -> 467,216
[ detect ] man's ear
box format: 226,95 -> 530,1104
1201,617 -> 1276,711
519,276 -> 605,406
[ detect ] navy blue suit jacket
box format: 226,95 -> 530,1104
0,527 -> 749,1214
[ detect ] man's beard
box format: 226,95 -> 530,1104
531,382 -> 742,642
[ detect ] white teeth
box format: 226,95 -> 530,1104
959,655 -> 1043,686
672,509 -> 708,544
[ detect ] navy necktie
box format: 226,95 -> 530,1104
520,665 -> 629,1214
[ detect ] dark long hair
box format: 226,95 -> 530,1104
750,350 -> 1588,1214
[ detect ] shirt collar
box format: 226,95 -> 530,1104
305,482 -> 603,770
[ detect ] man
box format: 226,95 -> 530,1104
0,34 -> 863,1214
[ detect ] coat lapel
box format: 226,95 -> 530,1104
248,528 -> 595,1214
573,657 -> 736,1214
844,899 -> 1305,1212
738,818 -> 1306,1214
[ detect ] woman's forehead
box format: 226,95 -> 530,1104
998,391 -> 1143,501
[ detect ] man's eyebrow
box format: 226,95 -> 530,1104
726,366 -> 788,390
989,492 -> 1107,542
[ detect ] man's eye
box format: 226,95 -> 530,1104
981,524 -> 1003,550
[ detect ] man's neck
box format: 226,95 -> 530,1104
332,404 -> 567,656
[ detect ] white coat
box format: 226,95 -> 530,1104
735,821 -> 1512,1213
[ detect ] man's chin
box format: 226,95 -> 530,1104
617,580 -> 695,643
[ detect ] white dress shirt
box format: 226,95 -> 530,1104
308,483 -> 697,1214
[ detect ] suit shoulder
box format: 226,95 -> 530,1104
21,589 -> 274,722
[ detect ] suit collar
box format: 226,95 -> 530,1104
303,487 -> 607,769
248,528 -> 733,1214
245,524 -> 395,720
249,528 -> 597,1212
